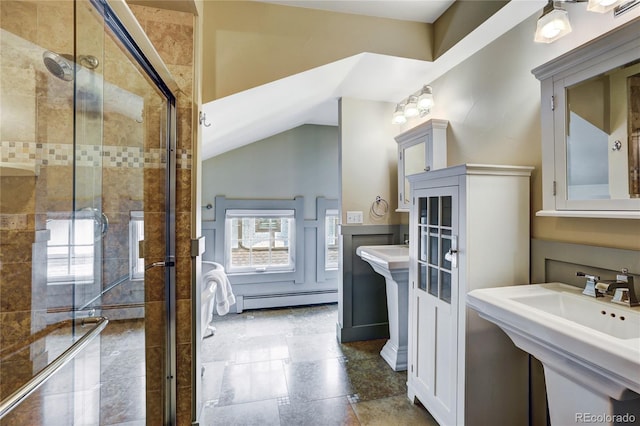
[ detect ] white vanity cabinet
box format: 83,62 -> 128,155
407,164 -> 533,426
395,119 -> 448,212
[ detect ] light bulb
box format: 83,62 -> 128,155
404,96 -> 419,118
587,0 -> 623,12
417,86 -> 433,111
392,104 -> 407,124
534,3 -> 572,44
541,18 -> 566,39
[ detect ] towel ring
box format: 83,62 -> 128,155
370,196 -> 389,218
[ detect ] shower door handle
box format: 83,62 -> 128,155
78,207 -> 109,241
99,212 -> 108,237
145,258 -> 176,270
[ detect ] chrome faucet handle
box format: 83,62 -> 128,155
576,271 -> 600,281
610,271 -> 639,307
577,271 -> 603,298
612,288 -> 631,305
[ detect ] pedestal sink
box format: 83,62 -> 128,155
467,283 -> 640,426
356,245 -> 409,371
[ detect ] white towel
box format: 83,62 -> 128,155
203,267 -> 236,316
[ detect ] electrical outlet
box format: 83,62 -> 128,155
346,211 -> 363,224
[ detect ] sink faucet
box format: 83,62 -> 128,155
594,269 -> 638,307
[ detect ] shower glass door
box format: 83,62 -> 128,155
0,0 -> 175,424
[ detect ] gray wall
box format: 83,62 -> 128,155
202,124 -> 339,220
338,224 -> 408,343
201,125 -> 340,311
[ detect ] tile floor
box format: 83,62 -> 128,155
201,303 -> 439,426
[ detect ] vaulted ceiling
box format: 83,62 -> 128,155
129,0 -> 549,158
255,0 -> 456,23
200,0 -> 546,159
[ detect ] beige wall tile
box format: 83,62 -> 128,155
0,1 -> 37,43
0,177 -> 36,215
36,1 -> 73,54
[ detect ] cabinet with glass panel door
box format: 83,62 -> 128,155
407,164 -> 533,426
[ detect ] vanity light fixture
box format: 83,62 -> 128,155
391,85 -> 434,124
534,0 -> 630,43
534,1 -> 572,43
587,0 -> 625,12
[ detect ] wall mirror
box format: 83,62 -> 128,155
402,140 -> 427,207
565,59 -> 639,201
533,21 -> 640,218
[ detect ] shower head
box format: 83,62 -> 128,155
42,50 -> 99,81
43,51 -> 74,81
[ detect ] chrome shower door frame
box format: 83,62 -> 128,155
95,0 -> 179,423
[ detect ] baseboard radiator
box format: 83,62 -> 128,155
231,289 -> 338,313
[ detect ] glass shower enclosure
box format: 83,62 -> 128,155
0,0 -> 177,423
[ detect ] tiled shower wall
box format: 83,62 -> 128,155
0,2 -> 75,417
1,1 -> 195,424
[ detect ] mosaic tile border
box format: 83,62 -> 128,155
1,141 -> 192,169
277,396 -> 290,406
176,148 -> 191,169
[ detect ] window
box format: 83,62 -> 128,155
325,209 -> 339,270
46,214 -> 95,284
129,211 -> 144,280
225,209 -> 295,273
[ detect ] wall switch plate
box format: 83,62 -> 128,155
346,211 -> 363,224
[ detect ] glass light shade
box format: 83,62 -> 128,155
534,5 -> 572,43
392,104 -> 407,124
587,0 -> 624,12
417,86 -> 434,110
404,96 -> 419,118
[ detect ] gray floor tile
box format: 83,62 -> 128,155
202,360 -> 227,402
218,360 -> 288,406
234,334 -> 290,364
286,332 -> 343,362
204,399 -> 280,426
284,358 -> 352,403
202,304 -> 439,425
278,396 -> 359,426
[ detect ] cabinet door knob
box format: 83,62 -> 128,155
445,248 -> 458,267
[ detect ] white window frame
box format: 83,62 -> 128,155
325,209 -> 339,271
129,211 -> 144,280
224,209 -> 296,274
46,213 -> 95,285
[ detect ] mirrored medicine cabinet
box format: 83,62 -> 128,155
533,20 -> 640,219
394,119 -> 448,211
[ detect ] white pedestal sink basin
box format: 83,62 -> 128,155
356,245 -> 409,371
467,283 -> 640,426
